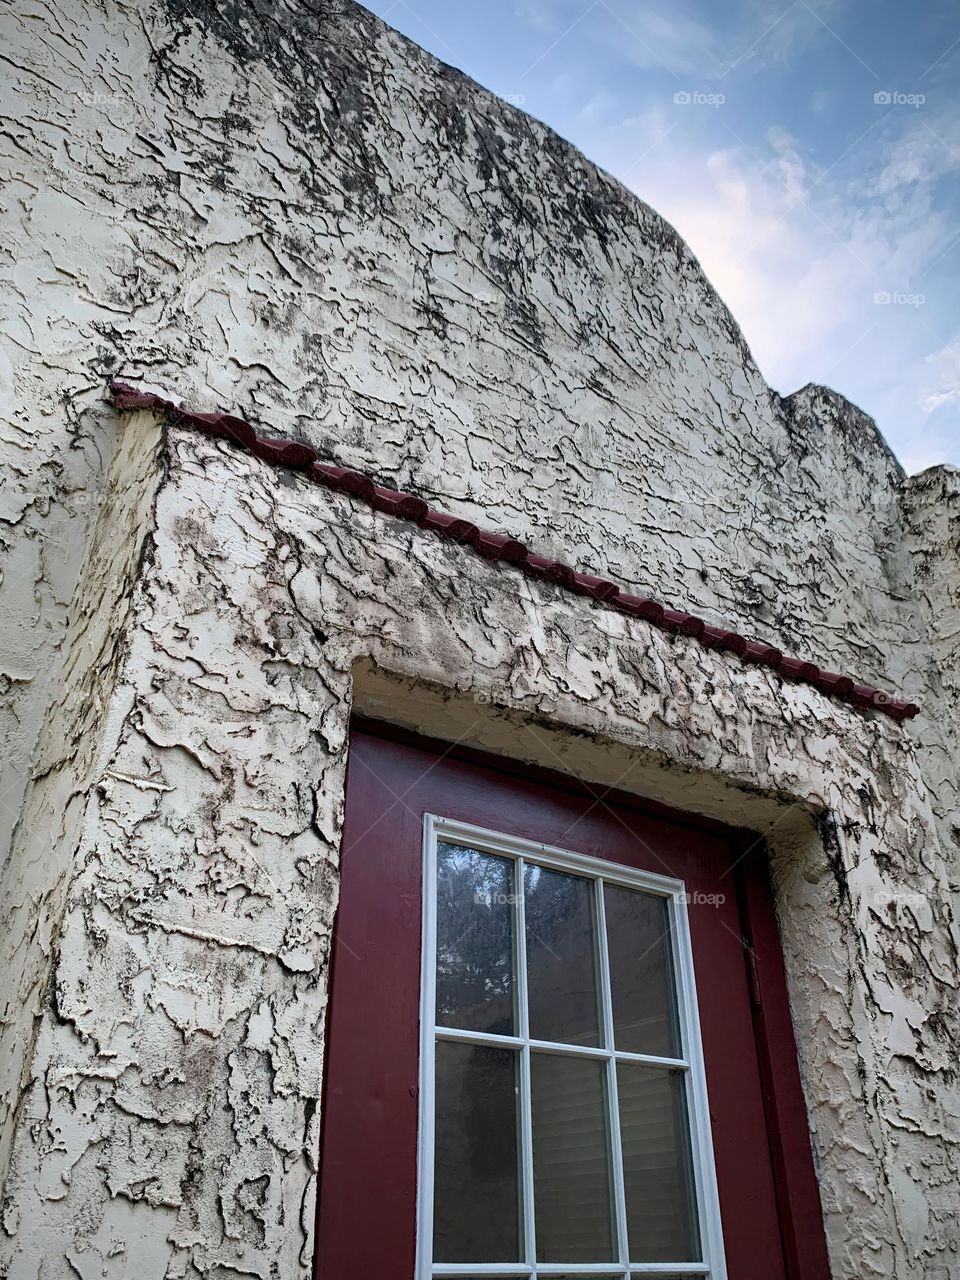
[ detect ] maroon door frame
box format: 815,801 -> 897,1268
314,720 -> 830,1280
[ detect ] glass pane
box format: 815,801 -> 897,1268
434,1041 -> 521,1262
618,1065 -> 701,1263
531,1053 -> 615,1262
604,884 -> 681,1057
525,866 -> 600,1046
437,842 -> 516,1035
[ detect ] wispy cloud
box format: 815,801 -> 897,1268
579,0 -> 854,78
920,338 -> 960,415
613,98 -> 960,468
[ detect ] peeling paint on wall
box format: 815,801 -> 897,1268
0,0 -> 958,1276
1,428 -> 957,1278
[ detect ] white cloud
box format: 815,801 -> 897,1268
623,137 -> 862,381
614,5 -> 720,75
919,339 -> 960,416
607,103 -> 960,468
597,0 -> 851,78
866,114 -> 960,216
580,89 -> 617,120
513,1 -> 553,29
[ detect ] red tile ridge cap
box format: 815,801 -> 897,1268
108,381 -> 920,724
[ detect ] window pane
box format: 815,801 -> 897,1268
434,1041 -> 521,1262
617,1065 -> 701,1263
531,1053 -> 615,1262
525,866 -> 600,1046
437,842 -> 516,1035
604,885 -> 680,1058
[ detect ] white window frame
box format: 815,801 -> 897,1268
416,814 -> 728,1280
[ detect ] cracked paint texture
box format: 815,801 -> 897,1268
3,429 -> 958,1279
0,0 -> 958,1276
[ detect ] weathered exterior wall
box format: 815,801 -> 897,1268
0,0 -> 950,688
903,467 -> 960,897
1,0 -> 955,871
0,0 -> 958,1276
0,408 -> 163,1219
1,427 -> 957,1279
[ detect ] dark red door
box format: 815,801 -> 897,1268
314,724 -> 829,1280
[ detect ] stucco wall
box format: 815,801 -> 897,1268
1,425 -> 957,1279
1,0 -> 956,884
1,0 -> 958,1276
903,467 -> 960,897
0,407 -> 163,1223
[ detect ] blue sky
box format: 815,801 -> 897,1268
365,0 -> 960,472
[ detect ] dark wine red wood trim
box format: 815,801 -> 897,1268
350,713 -> 743,840
733,837 -> 833,1280
315,722 -> 831,1279
109,380 -> 919,723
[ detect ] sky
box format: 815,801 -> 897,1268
363,0 -> 960,473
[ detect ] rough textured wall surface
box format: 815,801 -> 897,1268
0,409 -> 163,1215
0,0 -> 958,1276
1,0 -> 955,892
903,467 -> 960,894
1,427 -> 957,1280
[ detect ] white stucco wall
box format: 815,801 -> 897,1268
2,425 -> 958,1278
0,0 -> 958,1276
0,406 -> 163,1223
903,467 -> 960,900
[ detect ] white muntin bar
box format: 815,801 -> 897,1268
431,1267 -> 533,1277
434,1025 -> 689,1071
626,1267 -> 711,1276
431,1267 -> 712,1277
433,818 -> 683,898
595,874 -> 631,1273
421,815 -> 726,1280
514,855 -> 537,1274
431,1267 -> 711,1277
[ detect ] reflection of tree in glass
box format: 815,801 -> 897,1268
524,865 -> 601,1046
433,1041 -> 521,1261
436,843 -> 515,1034
524,864 -> 589,943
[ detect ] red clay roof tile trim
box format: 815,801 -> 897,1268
109,380 -> 920,723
